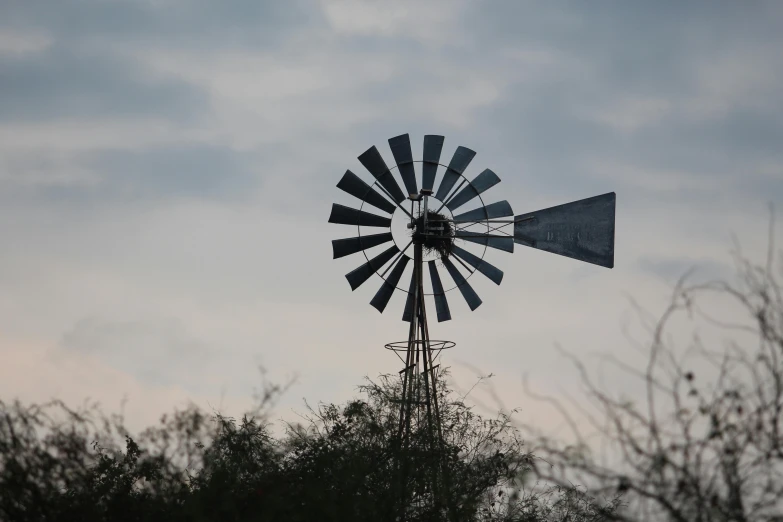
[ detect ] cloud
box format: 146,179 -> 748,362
0,28 -> 51,55
637,256 -> 732,284
0,46 -> 209,124
0,0 -> 781,442
0,143 -> 262,204
60,316 -> 216,389
319,0 -> 465,44
582,97 -> 672,134
0,0 -> 322,51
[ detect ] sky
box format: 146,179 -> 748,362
1,0 -> 782,438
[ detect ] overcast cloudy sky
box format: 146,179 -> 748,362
1,0 -> 782,435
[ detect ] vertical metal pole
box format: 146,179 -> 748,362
420,294 -> 457,521
419,274 -> 446,517
398,198 -> 420,446
397,194 -> 456,520
396,305 -> 416,519
418,254 -> 434,442
423,195 -> 429,233
419,192 -> 432,434
404,202 -> 423,457
397,304 -> 416,441
422,194 -> 454,519
398,242 -> 422,521
417,194 -> 435,513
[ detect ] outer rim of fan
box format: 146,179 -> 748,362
356,160 -> 491,297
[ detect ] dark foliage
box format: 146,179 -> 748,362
0,371 -> 619,522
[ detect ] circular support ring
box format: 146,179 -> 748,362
384,339 -> 456,352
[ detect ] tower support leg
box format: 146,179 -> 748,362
395,242 -> 455,521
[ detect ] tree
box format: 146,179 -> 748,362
0,369 -> 620,521
518,226 -> 783,521
279,373 -> 619,521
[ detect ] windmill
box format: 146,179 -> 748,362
328,133 -> 615,519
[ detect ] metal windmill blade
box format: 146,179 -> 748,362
434,146 -> 476,201
370,255 -> 410,313
428,260 -> 451,322
422,135 -> 444,191
451,245 -> 503,285
452,200 -> 513,222
358,145 -> 407,204
328,203 -> 391,228
445,168 -> 501,212
388,134 -> 417,196
442,257 -> 482,311
332,232 -> 393,259
345,244 -> 400,291
337,170 -> 397,214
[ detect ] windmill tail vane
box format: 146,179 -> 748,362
328,133 -> 616,520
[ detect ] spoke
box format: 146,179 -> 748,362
433,178 -> 467,214
380,240 -> 412,278
442,258 -> 482,311
452,245 -> 503,285
454,231 -> 514,253
370,255 -> 410,313
336,170 -> 396,214
358,145 -> 406,203
455,221 -> 514,235
445,169 -> 501,212
374,183 -> 414,219
428,261 -> 451,322
451,253 -> 474,275
357,145 -> 413,219
452,200 -> 514,223
434,146 -> 476,202
345,245 -> 400,290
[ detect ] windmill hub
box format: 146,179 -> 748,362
413,210 -> 454,259
391,194 -> 454,262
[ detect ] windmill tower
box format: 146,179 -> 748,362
329,134 -> 615,520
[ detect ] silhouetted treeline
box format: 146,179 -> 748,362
0,372 -> 620,522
